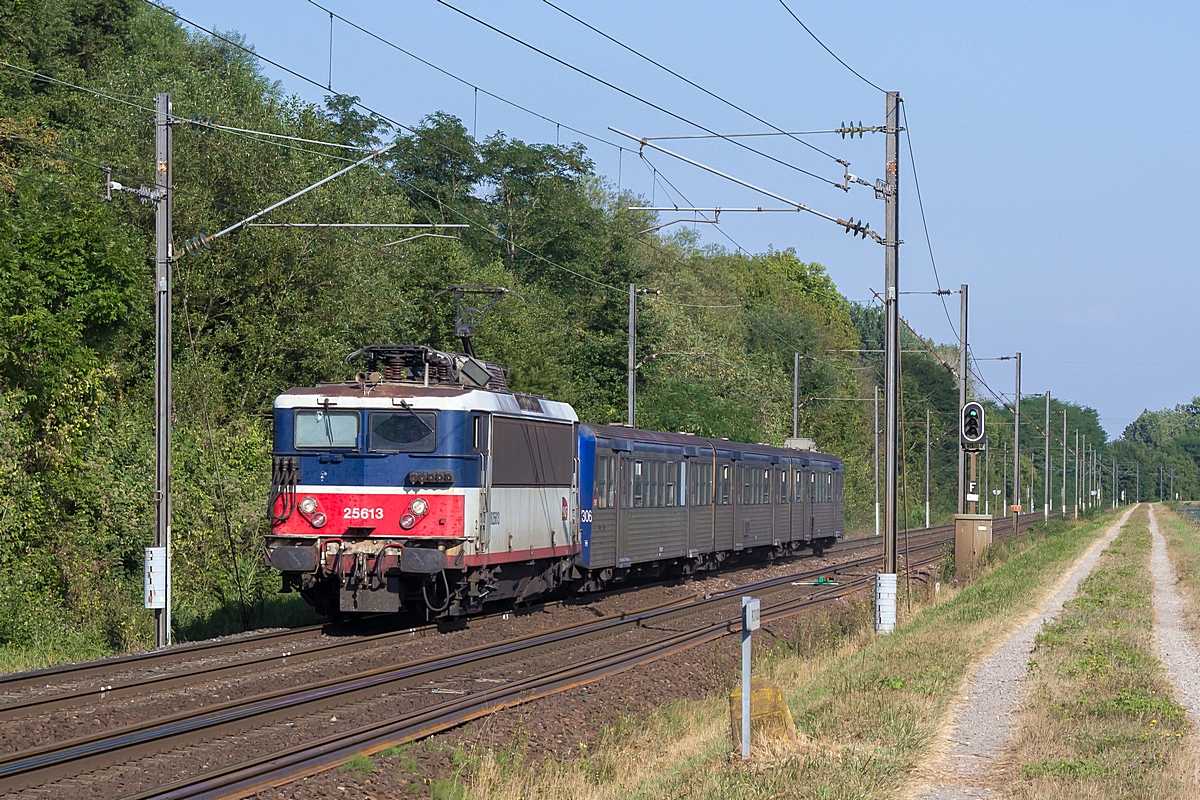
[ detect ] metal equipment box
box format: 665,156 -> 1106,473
954,514 -> 993,580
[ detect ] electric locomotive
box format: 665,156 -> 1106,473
265,344 -> 844,619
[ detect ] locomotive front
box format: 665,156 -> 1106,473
265,344 -> 580,619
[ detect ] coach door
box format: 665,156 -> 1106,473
589,451 -> 618,568
773,464 -> 788,546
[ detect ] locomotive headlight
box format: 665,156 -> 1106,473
299,496 -> 318,515
310,511 -> 327,529
399,513 -> 417,530
410,498 -> 428,516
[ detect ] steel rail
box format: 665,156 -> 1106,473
0,549 -> 893,792
132,549 -> 953,799
0,517 -> 1019,723
0,573 -> 718,721
0,529 -> 890,702
0,625 -> 325,696
0,535 -> 882,718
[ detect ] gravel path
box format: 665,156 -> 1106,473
910,507 -> 1135,800
1148,504 -> 1200,727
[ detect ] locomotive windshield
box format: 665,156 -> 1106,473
294,409 -> 359,449
368,411 -> 437,453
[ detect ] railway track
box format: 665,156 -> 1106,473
0,526 -> 945,722
0,512 -> 1053,797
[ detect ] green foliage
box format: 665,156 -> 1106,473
0,0 -> 1023,660
1111,398 -> 1200,502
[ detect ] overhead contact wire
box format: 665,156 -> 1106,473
431,0 -> 843,188
539,0 -> 844,164
143,0 -> 751,310
304,0 -> 625,152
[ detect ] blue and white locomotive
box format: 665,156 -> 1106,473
265,344 -> 844,619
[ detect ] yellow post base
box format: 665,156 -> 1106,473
729,678 -> 797,750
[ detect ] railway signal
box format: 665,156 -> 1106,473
960,402 -> 985,449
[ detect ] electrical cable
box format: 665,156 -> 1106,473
139,0 -> 635,294
775,1 -> 885,94
177,117 -> 370,152
901,103 -> 958,343
304,0 -> 625,152
3,130 -> 152,183
143,0 -> 819,315
2,58 -> 365,164
539,0 -> 844,164
635,151 -> 751,256
430,0 -> 844,188
0,60 -> 156,109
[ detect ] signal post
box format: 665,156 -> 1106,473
956,402 -> 992,579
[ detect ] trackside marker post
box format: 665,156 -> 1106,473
875,573 -> 897,633
144,547 -> 167,609
741,596 -> 760,759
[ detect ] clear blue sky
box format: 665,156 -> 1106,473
168,0 -> 1200,439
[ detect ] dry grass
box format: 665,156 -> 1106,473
994,506 -> 1199,799
1159,504 -> 1200,621
445,514 -> 1117,800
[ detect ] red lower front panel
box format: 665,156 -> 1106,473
272,490 -> 464,538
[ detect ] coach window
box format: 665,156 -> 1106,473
760,468 -> 771,505
646,460 -> 657,508
633,460 -> 645,508
794,470 -> 803,503
594,455 -> 613,509
695,462 -> 712,507
666,462 -> 678,507
294,409 -> 359,450
718,464 -> 732,505
368,411 -> 438,453
472,414 -> 489,453
678,462 -> 686,506
620,459 -> 631,509
606,457 -> 618,507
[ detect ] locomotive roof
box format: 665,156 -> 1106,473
275,384 -> 578,423
584,423 -> 841,466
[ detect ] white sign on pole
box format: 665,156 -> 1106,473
743,596 -> 760,631
144,546 -> 167,609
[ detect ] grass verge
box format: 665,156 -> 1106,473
994,506 -> 1197,798
1159,504 -> 1200,617
442,512 -> 1117,800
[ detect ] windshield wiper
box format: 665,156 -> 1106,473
397,399 -> 435,436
